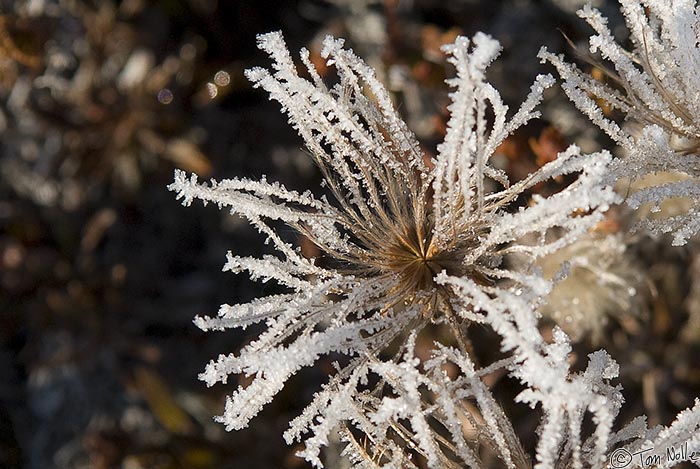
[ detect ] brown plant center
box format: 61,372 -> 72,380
385,222 -> 467,293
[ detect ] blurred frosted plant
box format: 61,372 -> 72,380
170,31 -> 618,466
535,231 -> 645,342
539,1 -> 700,245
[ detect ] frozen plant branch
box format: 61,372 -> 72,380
170,29 -> 690,468
539,0 -> 700,245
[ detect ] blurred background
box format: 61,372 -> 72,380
2,0 -> 699,468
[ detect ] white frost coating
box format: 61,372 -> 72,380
539,0 -> 700,244
612,399 -> 700,468
438,273 -> 625,469
168,30 -> 700,469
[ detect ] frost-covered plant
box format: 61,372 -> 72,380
539,1 -> 700,245
608,398 -> 700,469
535,231 -> 645,342
169,30 -> 635,467
447,272 -> 698,469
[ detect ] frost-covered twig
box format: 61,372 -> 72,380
170,30 -> 626,468
539,1 -> 700,245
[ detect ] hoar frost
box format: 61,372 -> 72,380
170,27 -> 700,469
539,0 -> 700,245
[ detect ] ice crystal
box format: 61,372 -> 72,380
610,399 -> 700,468
170,31 -> 624,467
435,272 -> 615,467
539,1 -> 700,245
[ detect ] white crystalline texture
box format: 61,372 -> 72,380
169,27 -> 700,469
539,0 -> 700,245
